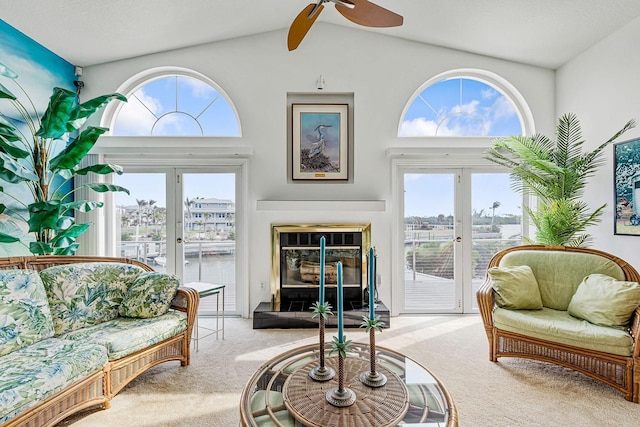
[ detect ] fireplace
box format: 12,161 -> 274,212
253,222 -> 388,329
271,223 -> 370,311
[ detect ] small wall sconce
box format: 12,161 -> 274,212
316,75 -> 325,90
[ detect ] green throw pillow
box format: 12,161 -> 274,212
568,274 -> 640,327
119,272 -> 180,318
489,265 -> 543,310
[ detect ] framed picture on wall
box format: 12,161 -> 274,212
614,137 -> 640,235
291,103 -> 348,181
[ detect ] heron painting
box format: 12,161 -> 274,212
292,103 -> 349,181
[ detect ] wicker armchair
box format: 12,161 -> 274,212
477,245 -> 640,402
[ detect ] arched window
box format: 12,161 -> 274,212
399,73 -> 528,137
109,73 -> 240,136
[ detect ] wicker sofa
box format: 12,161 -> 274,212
0,256 -> 199,427
477,245 -> 640,402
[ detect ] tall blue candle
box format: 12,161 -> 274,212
319,236 -> 326,304
369,246 -> 375,320
337,261 -> 344,343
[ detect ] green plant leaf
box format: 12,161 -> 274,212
49,127 -> 107,172
51,223 -> 90,248
0,231 -> 19,243
29,241 -> 54,255
84,182 -> 130,194
75,163 -> 123,176
0,81 -> 16,100
56,215 -> 75,230
0,152 -> 39,182
0,138 -> 30,159
53,243 -> 79,255
66,93 -> 127,132
35,87 -> 77,139
0,121 -> 21,143
27,201 -> 62,232
62,200 -> 104,213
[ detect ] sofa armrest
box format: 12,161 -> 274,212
631,306 -> 640,358
170,287 -> 200,343
477,276 -> 496,330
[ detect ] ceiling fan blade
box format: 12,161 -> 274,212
288,3 -> 325,51
335,0 -> 403,28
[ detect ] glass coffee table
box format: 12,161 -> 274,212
240,342 -> 457,426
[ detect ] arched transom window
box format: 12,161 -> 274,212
111,75 -> 240,136
399,77 -> 524,137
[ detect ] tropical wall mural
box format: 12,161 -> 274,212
0,19 -> 76,256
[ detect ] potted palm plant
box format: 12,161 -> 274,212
486,113 -> 635,246
0,61 -> 128,255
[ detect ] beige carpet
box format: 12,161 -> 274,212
58,315 -> 640,427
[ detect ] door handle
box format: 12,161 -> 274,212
455,236 -> 462,242
176,238 -> 183,244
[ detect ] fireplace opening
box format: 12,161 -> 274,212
271,224 -> 370,312
254,223 -> 389,329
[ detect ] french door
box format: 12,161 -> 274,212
400,168 -> 522,314
113,168 -> 239,315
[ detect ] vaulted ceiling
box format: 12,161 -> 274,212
2,0 -> 640,69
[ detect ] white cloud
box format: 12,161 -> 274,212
112,88 -> 159,135
182,77 -> 216,99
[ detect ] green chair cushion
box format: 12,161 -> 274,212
499,250 -> 625,310
0,338 -> 108,423
488,265 -> 543,310
39,263 -> 145,335
493,306 -> 634,356
568,274 -> 640,327
0,270 -> 54,356
59,311 -> 187,360
119,272 -> 180,318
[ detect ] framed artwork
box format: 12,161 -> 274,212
614,137 -> 640,235
292,103 -> 348,181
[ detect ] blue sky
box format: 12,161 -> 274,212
114,173 -> 235,208
405,173 -> 520,218
399,78 -> 522,137
112,75 -> 240,136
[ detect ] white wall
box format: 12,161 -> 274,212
83,23 -> 555,316
557,17 -> 640,266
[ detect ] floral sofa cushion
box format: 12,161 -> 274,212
60,311 -> 188,360
40,263 -> 145,335
0,270 -> 54,357
119,272 -> 180,318
0,337 -> 108,423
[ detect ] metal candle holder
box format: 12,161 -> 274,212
309,314 -> 335,381
360,326 -> 387,387
326,353 -> 356,407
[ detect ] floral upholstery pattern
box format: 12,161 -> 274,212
119,272 -> 180,318
60,311 -> 187,360
0,337 -> 108,423
40,263 -> 145,335
0,270 -> 54,357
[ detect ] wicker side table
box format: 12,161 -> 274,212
283,356 -> 409,427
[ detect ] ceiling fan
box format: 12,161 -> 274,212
287,0 -> 403,51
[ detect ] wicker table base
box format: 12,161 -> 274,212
283,356 -> 410,427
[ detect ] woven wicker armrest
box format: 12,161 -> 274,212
171,286 -> 200,343
631,307 -> 640,358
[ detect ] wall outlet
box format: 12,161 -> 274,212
260,281 -> 265,290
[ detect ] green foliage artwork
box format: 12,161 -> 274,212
614,138 -> 640,235
0,61 -> 128,255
